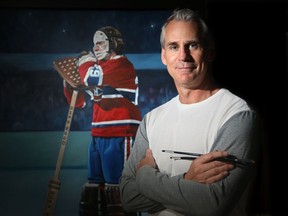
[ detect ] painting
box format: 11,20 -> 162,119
0,8 -> 178,132
0,6 -> 181,216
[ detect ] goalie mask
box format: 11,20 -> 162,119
93,26 -> 124,60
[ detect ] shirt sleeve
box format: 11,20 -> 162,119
120,110 -> 261,215
119,116 -> 165,213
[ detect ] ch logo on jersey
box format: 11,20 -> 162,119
94,87 -> 103,97
89,65 -> 101,77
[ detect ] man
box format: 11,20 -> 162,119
119,8 -> 261,216
63,26 -> 141,215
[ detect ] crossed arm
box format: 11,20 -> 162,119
119,111 -> 260,215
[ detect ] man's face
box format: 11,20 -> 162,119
93,30 -> 109,60
161,20 -> 210,90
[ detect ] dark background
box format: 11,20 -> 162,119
0,0 -> 287,215
206,2 -> 287,215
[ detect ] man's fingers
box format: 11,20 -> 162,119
198,150 -> 229,163
146,148 -> 153,157
137,149 -> 157,171
199,159 -> 234,173
190,163 -> 234,184
205,163 -> 234,176
205,171 -> 230,184
185,151 -> 235,183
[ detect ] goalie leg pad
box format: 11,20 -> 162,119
104,184 -> 138,216
79,182 -> 107,216
79,182 -> 139,216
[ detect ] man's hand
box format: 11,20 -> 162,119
137,149 -> 158,171
184,151 -> 235,184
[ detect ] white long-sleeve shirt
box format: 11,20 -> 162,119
120,88 -> 261,216
146,89 -> 251,176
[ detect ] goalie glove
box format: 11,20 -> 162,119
54,56 -> 84,89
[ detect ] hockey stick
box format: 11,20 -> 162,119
42,89 -> 78,216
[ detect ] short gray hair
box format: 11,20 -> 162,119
160,8 -> 214,49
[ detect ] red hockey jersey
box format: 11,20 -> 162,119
64,55 -> 142,137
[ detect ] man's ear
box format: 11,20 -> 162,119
161,48 -> 167,66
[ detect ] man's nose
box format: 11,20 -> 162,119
178,47 -> 191,61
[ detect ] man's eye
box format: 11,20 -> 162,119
168,45 -> 178,50
189,43 -> 199,49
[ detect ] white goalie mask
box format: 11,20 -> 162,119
93,30 -> 109,60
